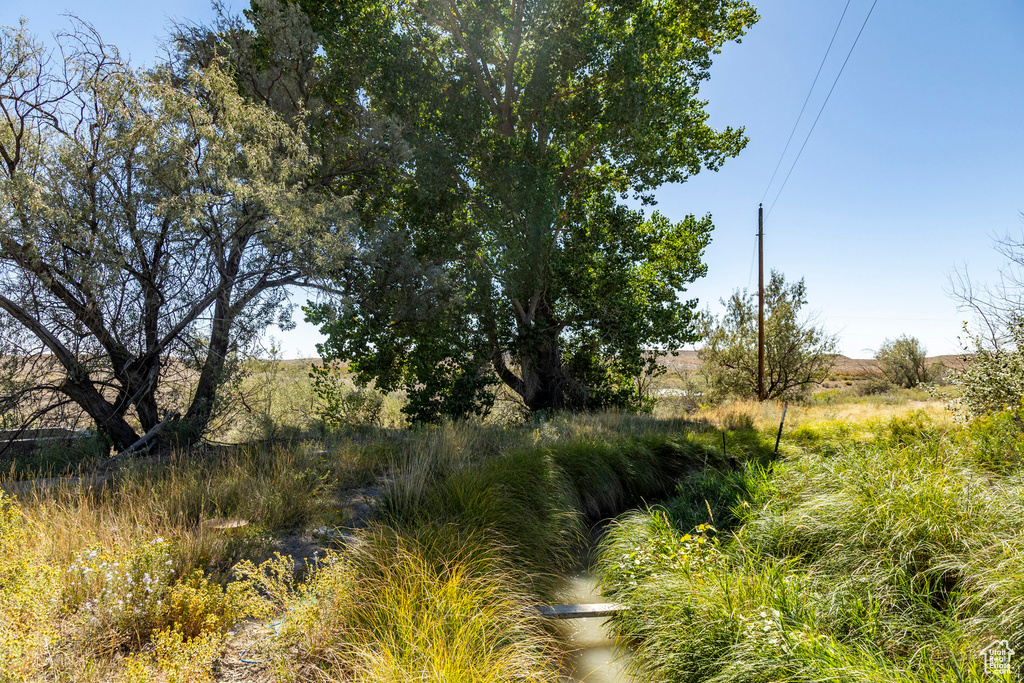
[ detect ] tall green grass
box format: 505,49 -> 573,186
598,410 -> 1024,682
241,526 -> 561,683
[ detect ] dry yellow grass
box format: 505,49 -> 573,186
693,397 -> 956,440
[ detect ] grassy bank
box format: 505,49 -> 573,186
597,407 -> 1023,682
1,411 -> 752,681
250,416 -> 744,681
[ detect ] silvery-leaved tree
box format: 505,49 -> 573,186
948,230 -> 1024,417
293,0 -> 759,421
698,271 -> 837,401
0,22 -> 352,452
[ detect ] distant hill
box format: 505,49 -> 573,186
657,351 -> 969,377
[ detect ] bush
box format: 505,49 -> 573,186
310,361 -> 399,430
875,335 -> 930,389
66,537 -> 253,653
948,324 -> 1024,418
858,377 -> 894,396
119,627 -> 224,683
959,407 -> 1024,473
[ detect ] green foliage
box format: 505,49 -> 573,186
859,376 -> 895,396
948,323 -> 1024,418
309,362 -> 392,428
297,0 -> 758,417
381,445 -> 584,588
598,411 -> 1024,682
378,423 -> 727,597
222,417 -> 728,681
958,406 -> 1024,473
663,466 -> 756,533
4,433 -> 110,480
876,335 -> 930,388
601,514 -> 723,594
699,270 -> 838,401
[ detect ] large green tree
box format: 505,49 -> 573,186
297,0 -> 758,420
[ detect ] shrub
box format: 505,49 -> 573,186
118,628 -> 224,683
859,377 -> 894,396
310,361 -> 395,429
948,324 -> 1024,418
0,492 -> 59,682
876,336 -> 930,388
959,407 -> 1024,473
66,537 -> 254,653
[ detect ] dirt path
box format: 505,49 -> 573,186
213,475 -> 391,681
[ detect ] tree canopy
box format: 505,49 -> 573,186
0,22 -> 352,450
296,0 -> 759,420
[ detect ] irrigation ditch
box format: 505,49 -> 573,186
544,522 -> 634,682
309,423 -> 765,682
530,424 -> 771,681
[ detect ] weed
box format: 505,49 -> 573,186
239,529 -> 560,682
119,627 -> 224,683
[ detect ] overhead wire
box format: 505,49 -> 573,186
760,0 -> 853,206
764,0 -> 881,220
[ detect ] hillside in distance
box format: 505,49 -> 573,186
657,350 -> 969,378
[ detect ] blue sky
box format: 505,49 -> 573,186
4,0 -> 1022,358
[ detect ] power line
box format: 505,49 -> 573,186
765,0 -> 881,220
761,0 -> 853,206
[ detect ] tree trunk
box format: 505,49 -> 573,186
495,297 -> 589,413
517,337 -> 588,412
133,383 -> 161,433
183,291 -> 235,443
59,376 -> 140,451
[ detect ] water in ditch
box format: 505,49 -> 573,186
551,538 -> 634,682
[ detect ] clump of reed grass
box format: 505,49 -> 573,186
378,425 -> 731,593
244,414 -> 736,678
240,526 -> 560,683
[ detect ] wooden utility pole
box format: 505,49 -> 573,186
758,204 -> 765,401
